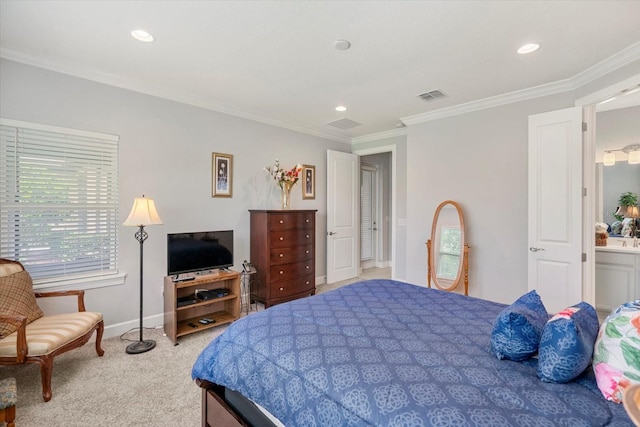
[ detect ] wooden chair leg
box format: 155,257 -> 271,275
39,356 -> 54,402
95,320 -> 105,356
3,405 -> 16,427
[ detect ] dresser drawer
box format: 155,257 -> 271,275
270,260 -> 313,282
270,245 -> 313,265
270,230 -> 313,248
269,274 -> 314,298
269,213 -> 314,231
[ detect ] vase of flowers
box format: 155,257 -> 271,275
264,159 -> 302,209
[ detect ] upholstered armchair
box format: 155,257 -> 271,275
0,259 -> 104,402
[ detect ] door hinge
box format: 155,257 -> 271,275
583,187 -> 587,197
582,253 -> 587,262
582,122 -> 587,132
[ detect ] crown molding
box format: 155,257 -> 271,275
351,127 -> 407,145
400,78 -> 575,126
4,40 -> 640,146
398,41 -> 640,128
571,40 -> 640,89
0,49 -> 351,144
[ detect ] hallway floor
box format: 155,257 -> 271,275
316,267 -> 391,294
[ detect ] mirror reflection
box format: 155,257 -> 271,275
436,225 -> 462,280
595,105 -> 640,237
427,200 -> 469,295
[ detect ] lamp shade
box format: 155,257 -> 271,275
602,152 -> 616,166
123,196 -> 163,226
625,205 -> 640,219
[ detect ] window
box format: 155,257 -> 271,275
0,118 -> 123,290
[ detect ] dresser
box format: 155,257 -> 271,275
249,210 -> 316,308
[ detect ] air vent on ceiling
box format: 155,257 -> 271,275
326,118 -> 362,130
417,89 -> 447,102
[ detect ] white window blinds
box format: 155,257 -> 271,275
0,119 -> 119,283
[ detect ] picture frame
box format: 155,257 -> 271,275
212,152 -> 233,197
302,164 -> 315,200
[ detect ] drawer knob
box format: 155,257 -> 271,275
279,270 -> 284,275
305,250 -> 309,254
279,237 -> 284,241
305,265 -> 310,269
305,281 -> 310,285
279,253 -> 284,257
305,219 -> 309,223
279,287 -> 284,291
279,220 -> 284,224
305,235 -> 310,239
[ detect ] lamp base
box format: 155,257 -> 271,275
126,339 -> 156,354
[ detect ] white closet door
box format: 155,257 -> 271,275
528,106 -> 583,313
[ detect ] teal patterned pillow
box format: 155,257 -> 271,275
490,290 -> 549,361
537,301 -> 599,383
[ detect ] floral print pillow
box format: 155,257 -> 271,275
593,300 -> 640,403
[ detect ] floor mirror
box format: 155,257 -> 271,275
427,200 -> 470,295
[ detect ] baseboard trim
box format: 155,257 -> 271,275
102,313 -> 165,340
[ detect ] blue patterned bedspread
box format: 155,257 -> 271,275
192,279 -> 633,426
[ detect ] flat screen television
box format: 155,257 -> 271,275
167,230 -> 233,276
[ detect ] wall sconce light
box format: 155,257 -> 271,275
603,144 -> 640,166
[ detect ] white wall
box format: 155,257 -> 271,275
401,60 -> 640,306
404,93 -> 578,304
0,59 -> 349,336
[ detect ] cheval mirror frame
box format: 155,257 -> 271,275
427,200 -> 470,295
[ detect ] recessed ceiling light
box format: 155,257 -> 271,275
335,105 -> 347,112
517,43 -> 540,54
131,29 -> 154,43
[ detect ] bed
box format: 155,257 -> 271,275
192,279 -> 634,426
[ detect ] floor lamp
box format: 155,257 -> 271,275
123,195 -> 163,354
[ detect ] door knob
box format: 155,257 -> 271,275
529,247 -> 545,252
328,231 -> 337,236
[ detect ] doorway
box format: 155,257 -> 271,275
592,88 -> 640,317
360,162 -> 379,269
576,73 -> 640,309
353,145 -> 397,279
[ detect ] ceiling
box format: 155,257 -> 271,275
1,1 -> 640,143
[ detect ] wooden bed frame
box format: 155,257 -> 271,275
196,379 -> 278,427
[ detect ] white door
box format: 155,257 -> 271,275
528,106 -> 583,313
327,150 -> 359,283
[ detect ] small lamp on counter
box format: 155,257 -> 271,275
615,205 -> 640,247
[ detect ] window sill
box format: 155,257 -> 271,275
33,272 -> 127,292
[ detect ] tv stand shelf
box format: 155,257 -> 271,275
163,270 -> 240,345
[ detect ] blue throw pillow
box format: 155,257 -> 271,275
537,301 -> 599,383
490,290 -> 549,361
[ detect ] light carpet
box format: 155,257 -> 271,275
2,326 -> 225,427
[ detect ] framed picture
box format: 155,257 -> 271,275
212,152 -> 233,197
302,164 -> 315,200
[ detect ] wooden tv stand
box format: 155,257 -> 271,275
163,270 -> 240,345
